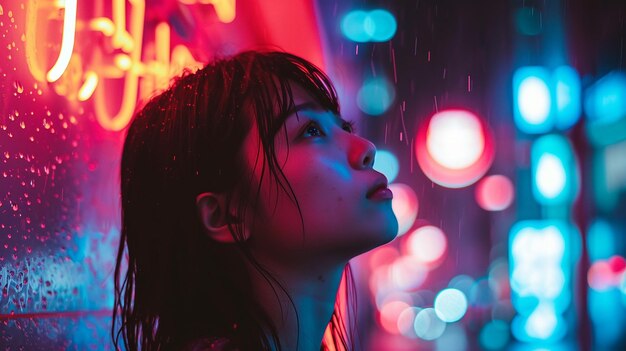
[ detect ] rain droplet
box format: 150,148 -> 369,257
13,80 -> 23,93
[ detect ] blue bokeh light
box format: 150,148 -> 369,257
511,305 -> 567,342
341,10 -> 371,43
509,220 -> 574,342
587,219 -> 616,262
554,66 -> 581,130
514,7 -> 542,36
584,71 -> 626,125
531,134 -> 579,206
340,9 -> 397,43
589,289 -> 626,347
513,66 -> 582,133
414,308 -> 447,340
366,10 -> 397,42
434,288 -> 468,323
373,149 -> 399,183
479,320 -> 510,350
513,67 -> 553,134
357,77 -> 395,115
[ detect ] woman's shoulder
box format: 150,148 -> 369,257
183,336 -> 238,351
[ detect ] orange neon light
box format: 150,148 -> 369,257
25,0 -> 229,131
46,0 -> 77,82
92,0 -> 145,131
179,0 -> 236,23
89,17 -> 116,36
77,71 -> 98,101
25,0 -> 58,82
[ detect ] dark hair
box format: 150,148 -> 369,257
112,51 -> 357,351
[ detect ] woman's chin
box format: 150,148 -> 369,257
377,218 -> 400,247
377,209 -> 400,244
349,220 -> 400,257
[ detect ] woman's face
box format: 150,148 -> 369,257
240,84 -> 398,265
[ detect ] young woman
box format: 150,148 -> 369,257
113,51 -> 398,351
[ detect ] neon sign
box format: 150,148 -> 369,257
179,0 -> 236,23
24,0 -> 235,131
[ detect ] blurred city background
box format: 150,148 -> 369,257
1,0 -> 626,350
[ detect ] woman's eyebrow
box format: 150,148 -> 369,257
286,102 -> 321,118
287,103 -> 347,125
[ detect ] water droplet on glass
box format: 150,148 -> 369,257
13,80 -> 23,93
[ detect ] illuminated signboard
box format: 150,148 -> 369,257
24,0 -> 235,131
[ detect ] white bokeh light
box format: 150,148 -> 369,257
511,226 -> 566,299
434,288 -> 469,322
390,256 -> 428,291
414,308 -> 447,340
389,183 -> 418,236
524,303 -> 559,340
535,153 -> 566,199
518,76 -> 551,125
397,306 -> 422,338
407,225 -> 448,264
426,110 -> 485,170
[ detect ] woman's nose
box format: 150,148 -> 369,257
348,135 -> 376,170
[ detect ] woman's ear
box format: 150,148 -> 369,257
196,192 -> 246,243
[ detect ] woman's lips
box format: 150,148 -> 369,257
367,186 -> 393,200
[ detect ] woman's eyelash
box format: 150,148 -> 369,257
342,120 -> 357,133
302,121 -> 324,137
300,120 -> 357,137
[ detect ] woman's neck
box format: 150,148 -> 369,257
246,256 -> 348,351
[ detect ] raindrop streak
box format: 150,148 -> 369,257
391,48 -> 398,83
399,105 -> 409,146
410,138 -> 414,174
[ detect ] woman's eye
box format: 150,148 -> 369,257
302,122 -> 324,137
342,120 -> 356,133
